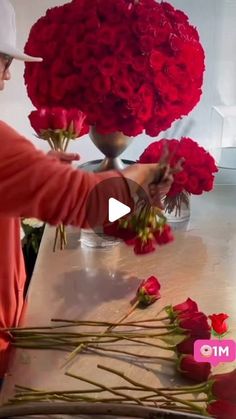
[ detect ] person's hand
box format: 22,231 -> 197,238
47,150 -> 80,164
122,158 -> 184,208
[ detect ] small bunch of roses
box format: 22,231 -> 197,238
104,204 -> 174,255
165,298 -> 212,382
139,138 -> 218,216
29,107 -> 88,251
29,107 -> 88,149
24,0 -> 205,136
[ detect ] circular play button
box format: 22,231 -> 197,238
82,176 -> 149,243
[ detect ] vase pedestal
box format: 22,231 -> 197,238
89,126 -> 132,171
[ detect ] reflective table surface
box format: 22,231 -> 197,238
1,185 -> 236,417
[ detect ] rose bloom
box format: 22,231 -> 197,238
207,400 -> 236,419
173,298 -> 199,317
208,313 -> 229,336
136,275 -> 161,306
154,225 -> 174,245
134,237 -> 156,255
178,354 -> 211,383
178,311 -> 211,339
209,369 -> 236,403
176,336 -> 196,355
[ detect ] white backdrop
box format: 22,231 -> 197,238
0,0 -> 235,164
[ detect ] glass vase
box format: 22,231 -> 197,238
163,192 -> 191,225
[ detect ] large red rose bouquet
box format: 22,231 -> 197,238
139,138 -> 218,216
24,0 -> 205,137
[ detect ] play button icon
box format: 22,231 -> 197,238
83,176 -> 148,242
108,198 -> 131,223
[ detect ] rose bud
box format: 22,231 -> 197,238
207,400 -> 236,419
178,311 -> 211,339
67,109 -> 87,138
165,298 -> 199,321
29,108 -> 50,135
208,369 -> 236,403
154,224 -> 174,245
136,276 -> 161,306
134,237 -> 155,255
208,313 -> 229,337
177,354 -> 211,383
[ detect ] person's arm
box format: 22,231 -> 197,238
0,122 -> 134,227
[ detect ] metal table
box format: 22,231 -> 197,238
1,185 -> 236,417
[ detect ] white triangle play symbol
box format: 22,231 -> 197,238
108,198 -> 131,223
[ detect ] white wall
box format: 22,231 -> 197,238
0,0 -> 234,164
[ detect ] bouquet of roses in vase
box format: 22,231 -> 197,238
139,138 -> 218,219
24,0 -> 205,138
29,107 -> 88,250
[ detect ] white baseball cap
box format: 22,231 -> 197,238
0,0 -> 42,62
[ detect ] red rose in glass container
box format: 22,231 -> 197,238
139,138 -> 218,220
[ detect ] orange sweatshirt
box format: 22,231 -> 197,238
0,121 -> 132,377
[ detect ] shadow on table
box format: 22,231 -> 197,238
53,268 -> 140,319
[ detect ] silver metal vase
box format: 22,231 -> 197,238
89,126 -> 132,171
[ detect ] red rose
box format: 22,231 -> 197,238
100,56 -> 118,76
167,183 -> 184,197
173,298 -> 199,317
174,171 -> 188,186
134,237 -> 156,255
176,337 -> 196,355
149,50 -> 166,71
50,77 -> 66,101
154,224 -> 174,245
119,117 -> 143,137
103,221 -> 136,243
185,175 -> 202,195
209,369 -> 236,403
177,354 -> 211,383
67,109 -> 87,138
201,175 -> 214,192
136,276 -> 161,306
208,313 -> 229,337
92,75 -> 111,94
40,23 -> 58,42
50,108 -> 68,130
178,311 -> 211,339
207,400 -> 236,419
29,108 -> 50,134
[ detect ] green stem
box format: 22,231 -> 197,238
106,301 -> 140,332
53,227 -> 59,252
97,365 -> 206,414
65,372 -> 143,406
87,346 -> 176,363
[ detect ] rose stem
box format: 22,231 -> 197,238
51,316 -> 170,325
87,346 -> 176,363
65,372 -> 143,406
62,301 -> 140,366
97,365 -> 205,414
61,330 -> 175,368
106,300 -> 140,332
53,227 -> 59,252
